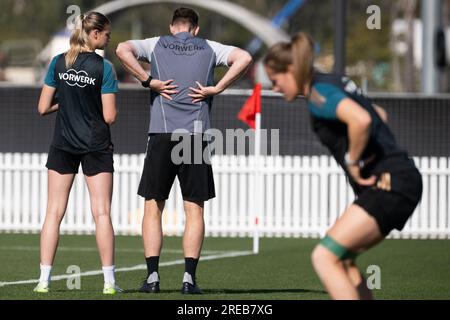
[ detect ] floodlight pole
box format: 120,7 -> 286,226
422,0 -> 442,94
334,0 -> 347,74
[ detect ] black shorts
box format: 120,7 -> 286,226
46,145 -> 114,176
354,169 -> 423,236
138,134 -> 215,202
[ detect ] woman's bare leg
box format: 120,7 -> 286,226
85,173 -> 114,267
311,204 -> 384,300
40,170 -> 75,266
343,259 -> 374,300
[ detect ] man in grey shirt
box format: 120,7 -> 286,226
116,7 -> 252,294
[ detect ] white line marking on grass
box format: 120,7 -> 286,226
0,246 -> 224,255
0,250 -> 253,287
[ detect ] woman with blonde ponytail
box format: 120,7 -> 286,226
36,12 -> 121,295
264,32 -> 422,300
65,14 -> 90,68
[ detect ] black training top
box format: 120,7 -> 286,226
44,52 -> 119,154
307,72 -> 415,194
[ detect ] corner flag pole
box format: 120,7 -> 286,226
253,110 -> 262,254
237,83 -> 262,254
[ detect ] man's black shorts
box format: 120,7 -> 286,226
46,145 -> 114,176
354,168 -> 423,236
138,134 -> 216,202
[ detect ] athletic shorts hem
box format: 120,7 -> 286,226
182,195 -> 216,203
45,165 -> 78,175
354,191 -> 419,236
138,134 -> 215,202
83,168 -> 114,177
352,201 -> 388,236
138,193 -> 169,202
46,146 -> 114,177
46,164 -> 114,177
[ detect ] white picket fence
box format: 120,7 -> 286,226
0,153 -> 449,239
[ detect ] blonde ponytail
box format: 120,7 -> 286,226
264,32 -> 315,96
65,12 -> 111,68
65,15 -> 89,68
291,32 -> 315,96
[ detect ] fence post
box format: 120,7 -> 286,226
283,156 -> 293,237
39,154 -> 47,228
310,156 -> 320,237
274,156 -> 283,237
221,155 -> 230,237
420,157 -> 430,239
112,154 -> 121,234
30,154 -> 40,230
22,154 -> 30,229
4,154 -> 12,230
13,154 -> 22,229
301,156 -> 311,237
429,157 -> 438,238
319,156 -> 329,237
438,157 -> 447,239
0,154 -> 4,230
229,155 -> 238,237
292,156 -> 301,237
238,155 -> 248,237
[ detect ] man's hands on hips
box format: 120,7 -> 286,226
189,81 -> 221,103
150,79 -> 178,100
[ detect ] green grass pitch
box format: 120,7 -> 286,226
0,233 -> 449,300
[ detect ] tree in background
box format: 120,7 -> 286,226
0,0 -> 447,92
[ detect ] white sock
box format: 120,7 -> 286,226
102,265 -> 115,285
39,264 -> 52,283
183,272 -> 194,285
147,271 -> 159,283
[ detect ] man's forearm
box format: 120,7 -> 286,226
116,47 -> 149,82
215,56 -> 251,93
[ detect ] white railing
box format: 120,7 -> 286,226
0,153 -> 449,239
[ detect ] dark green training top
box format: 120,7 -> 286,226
44,52 -> 119,154
307,72 -> 415,195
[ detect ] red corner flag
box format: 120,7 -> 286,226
237,83 -> 261,129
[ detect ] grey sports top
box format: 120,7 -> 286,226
130,32 -> 236,133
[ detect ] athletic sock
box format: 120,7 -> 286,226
102,265 -> 115,285
39,264 -> 52,283
145,256 -> 160,279
184,257 -> 199,284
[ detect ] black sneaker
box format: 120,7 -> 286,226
139,272 -> 160,293
181,281 -> 203,294
139,280 -> 160,293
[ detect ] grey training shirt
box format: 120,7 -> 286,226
130,32 -> 237,133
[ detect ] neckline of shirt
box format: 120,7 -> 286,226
173,31 -> 195,39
